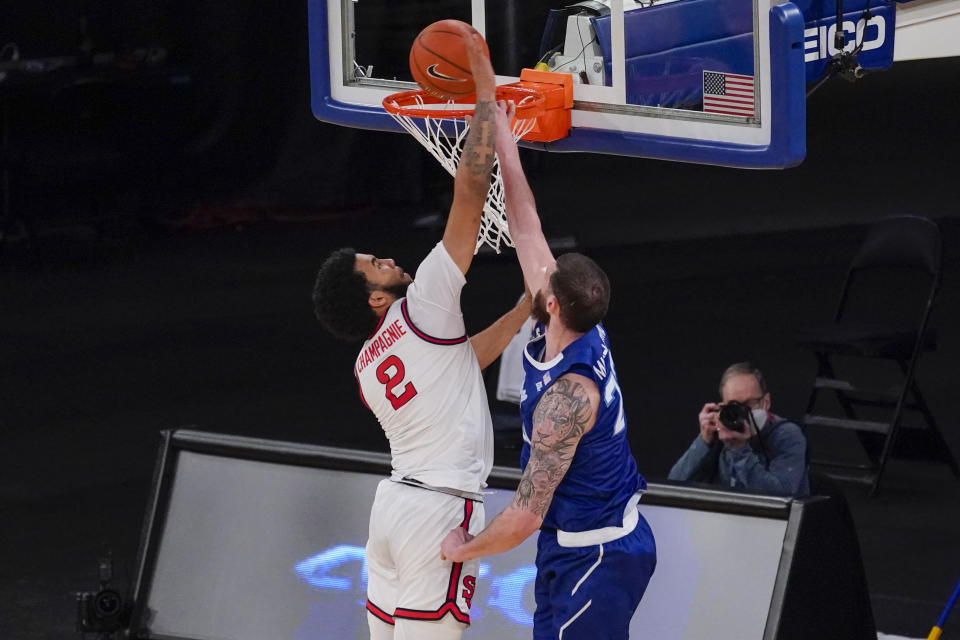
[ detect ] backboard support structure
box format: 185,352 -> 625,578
308,0 -> 808,169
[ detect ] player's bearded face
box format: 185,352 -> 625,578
380,281 -> 411,300
532,289 -> 551,325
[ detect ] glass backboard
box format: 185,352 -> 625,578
308,0 -> 812,167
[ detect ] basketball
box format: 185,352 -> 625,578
409,19 -> 490,100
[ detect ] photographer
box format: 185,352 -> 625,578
668,362 -> 809,497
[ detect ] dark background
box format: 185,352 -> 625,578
1,1 -> 959,638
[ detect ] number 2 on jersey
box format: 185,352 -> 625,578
376,355 -> 418,410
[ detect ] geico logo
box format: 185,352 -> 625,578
803,15 -> 886,63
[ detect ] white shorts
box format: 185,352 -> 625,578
365,479 -> 485,627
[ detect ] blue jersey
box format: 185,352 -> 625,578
519,323 -> 644,532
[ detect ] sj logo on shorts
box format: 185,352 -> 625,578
462,575 -> 476,608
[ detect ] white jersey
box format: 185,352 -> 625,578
354,242 -> 493,493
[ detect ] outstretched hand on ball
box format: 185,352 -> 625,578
463,32 -> 495,100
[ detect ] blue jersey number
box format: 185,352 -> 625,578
602,359 -> 627,435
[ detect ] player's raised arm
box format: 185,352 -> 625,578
442,32 -> 497,275
493,101 -> 556,296
441,372 -> 599,561
469,286 -> 532,370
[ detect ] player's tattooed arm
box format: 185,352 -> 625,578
513,373 -> 599,518
461,100 -> 496,178
460,32 -> 496,178
439,371 -> 599,563
443,32 -> 497,274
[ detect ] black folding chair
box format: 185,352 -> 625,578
796,215 -> 959,494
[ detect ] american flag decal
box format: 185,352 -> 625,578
702,70 -> 755,117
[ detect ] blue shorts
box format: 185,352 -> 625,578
533,514 -> 656,640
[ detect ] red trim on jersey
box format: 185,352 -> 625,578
401,299 -> 468,345
394,498 -> 475,625
460,493 -> 474,528
366,308 -> 389,340
446,500 -> 473,599
354,372 -> 370,409
366,600 -> 395,625
446,563 -> 463,602
394,602 -> 470,624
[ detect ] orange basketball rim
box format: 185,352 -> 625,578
383,69 -> 573,253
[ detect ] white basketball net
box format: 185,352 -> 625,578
386,96 -> 539,254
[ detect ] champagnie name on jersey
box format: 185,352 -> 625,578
356,319 -> 407,376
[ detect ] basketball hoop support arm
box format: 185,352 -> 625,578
506,69 -> 574,143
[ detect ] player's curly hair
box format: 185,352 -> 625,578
550,252 -> 611,333
312,247 -> 379,342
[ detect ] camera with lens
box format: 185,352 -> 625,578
76,547 -> 130,637
717,401 -> 752,433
